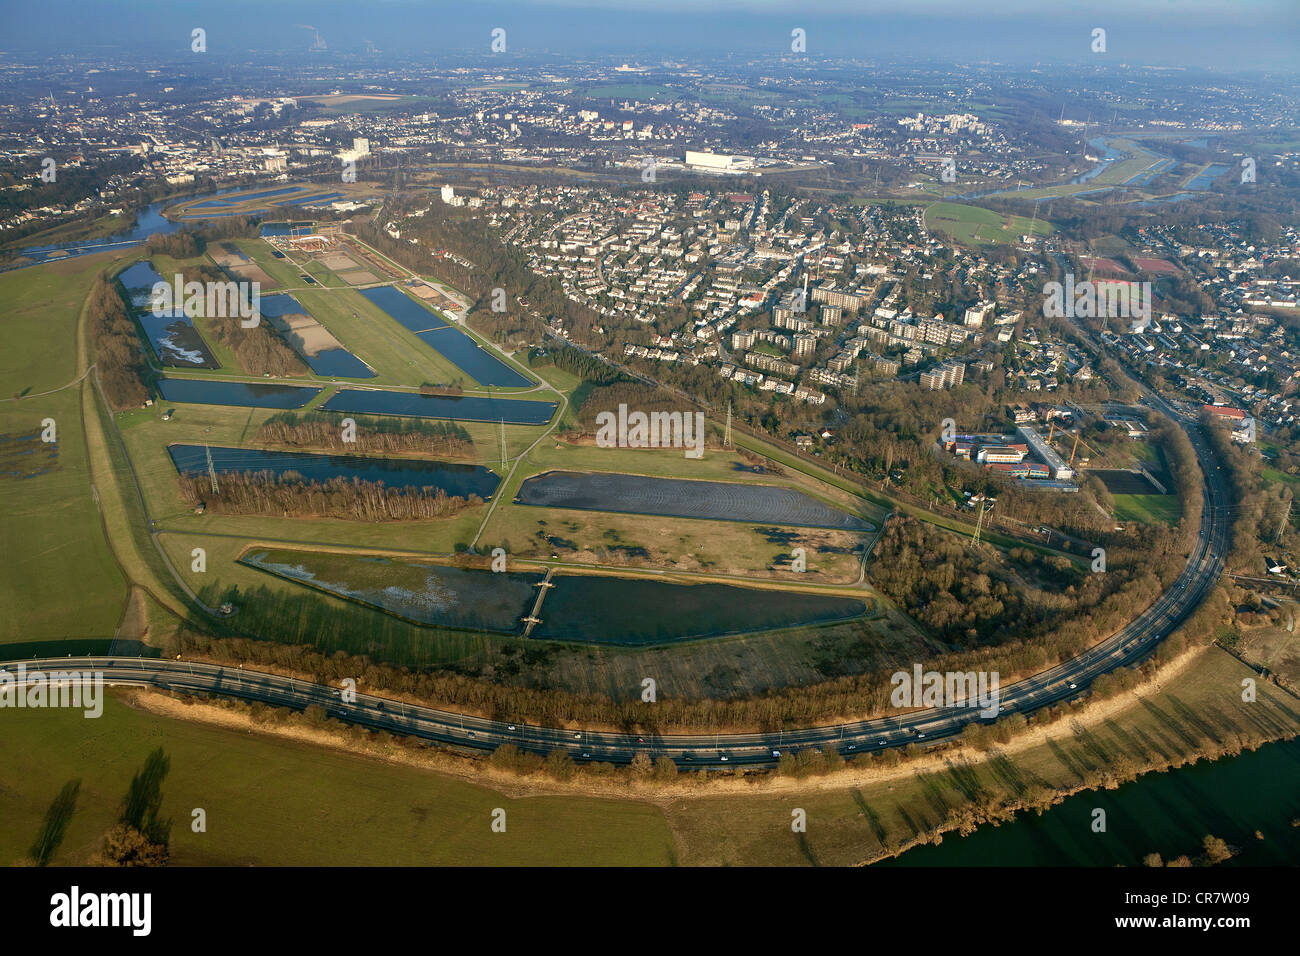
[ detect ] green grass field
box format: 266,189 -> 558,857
223,237 -> 305,290
1263,466 -> 1300,489
923,201 -> 1055,247
0,391 -> 126,645
1112,492 -> 1182,525
0,252 -> 130,645
0,693 -> 674,866
292,285 -> 468,386
0,254 -> 107,395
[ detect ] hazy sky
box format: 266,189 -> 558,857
1,0 -> 1297,71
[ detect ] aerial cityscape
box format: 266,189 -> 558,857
0,0 -> 1296,923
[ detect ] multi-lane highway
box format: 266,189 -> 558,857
3,390 -> 1228,771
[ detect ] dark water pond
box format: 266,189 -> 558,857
360,286 -> 533,388
118,261 -> 219,369
320,388 -> 556,425
517,471 -> 874,531
157,377 -> 321,409
168,444 -> 498,498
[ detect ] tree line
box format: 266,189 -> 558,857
178,471 -> 479,521
1203,414 -> 1295,575
173,261 -> 308,378
256,411 -> 474,458
90,272 -> 149,408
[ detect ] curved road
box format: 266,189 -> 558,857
5,392 -> 1227,771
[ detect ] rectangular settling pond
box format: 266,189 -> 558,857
517,471 -> 874,531
157,377 -> 322,409
257,293 -> 375,379
320,388 -> 556,425
359,285 -> 533,388
531,575 -> 870,645
169,444 -> 498,499
236,548 -> 869,644
241,549 -> 541,632
118,261 -> 220,369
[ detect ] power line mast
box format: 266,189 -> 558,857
971,499 -> 986,549
499,419 -> 507,473
205,445 -> 219,496
723,401 -> 733,449
1026,198 -> 1040,245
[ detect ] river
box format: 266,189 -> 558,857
878,738 -> 1300,866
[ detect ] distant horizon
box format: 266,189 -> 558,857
1,0 -> 1297,72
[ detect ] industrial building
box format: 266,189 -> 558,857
1016,425 -> 1075,479
684,150 -> 753,172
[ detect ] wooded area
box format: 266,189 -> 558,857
256,412 -> 474,458
177,471 -> 478,521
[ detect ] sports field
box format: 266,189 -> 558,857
924,201 -> 1055,247
1112,493 -> 1182,525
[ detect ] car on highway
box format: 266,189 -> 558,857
507,724 -> 516,731
572,732 -> 581,739
771,749 -> 781,758
719,754 -> 729,762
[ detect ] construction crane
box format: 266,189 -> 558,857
1046,421 -> 1097,467
1067,430 -> 1099,466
